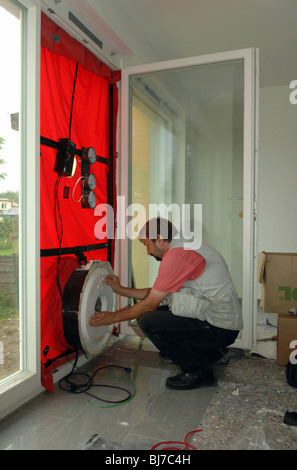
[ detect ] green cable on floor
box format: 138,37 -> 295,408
86,372 -> 136,409
54,348 -> 137,408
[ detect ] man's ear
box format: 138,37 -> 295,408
157,235 -> 167,248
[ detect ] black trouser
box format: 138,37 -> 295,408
138,306 -> 239,374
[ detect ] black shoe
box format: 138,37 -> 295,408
165,370 -> 216,390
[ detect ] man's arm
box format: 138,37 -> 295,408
104,274 -> 151,301
88,288 -> 168,327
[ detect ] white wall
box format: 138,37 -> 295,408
186,89 -> 243,295
258,85 -> 297,254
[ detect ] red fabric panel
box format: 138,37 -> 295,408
41,12 -> 121,84
40,14 -> 120,391
40,256 -> 79,364
40,47 -> 110,249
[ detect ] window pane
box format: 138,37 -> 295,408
0,2 -> 21,382
130,60 -> 244,298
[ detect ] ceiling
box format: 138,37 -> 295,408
42,0 -> 297,88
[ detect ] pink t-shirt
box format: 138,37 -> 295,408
153,245 -> 206,293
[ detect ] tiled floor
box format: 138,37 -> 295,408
0,335 -> 222,450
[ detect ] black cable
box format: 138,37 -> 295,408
58,364 -> 134,405
54,175 -> 82,357
54,62 -> 79,317
54,174 -> 64,304
45,347 -> 135,406
69,62 -> 79,141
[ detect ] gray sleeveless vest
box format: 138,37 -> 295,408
164,238 -> 243,331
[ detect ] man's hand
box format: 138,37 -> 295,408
104,274 -> 150,300
88,311 -> 115,327
104,274 -> 122,294
88,288 -> 169,327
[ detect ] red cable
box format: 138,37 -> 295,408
151,429 -> 202,451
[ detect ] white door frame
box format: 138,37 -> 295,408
0,0 -> 42,421
119,48 -> 259,351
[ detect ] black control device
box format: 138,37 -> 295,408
54,138 -> 77,176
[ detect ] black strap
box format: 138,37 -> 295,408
40,136 -> 58,149
40,136 -> 111,166
43,347 -> 77,369
41,242 -> 109,263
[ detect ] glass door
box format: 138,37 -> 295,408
0,0 -> 40,420
120,49 -> 258,350
0,2 -> 21,384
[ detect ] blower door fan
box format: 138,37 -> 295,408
62,261 -> 116,357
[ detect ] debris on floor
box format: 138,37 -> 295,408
197,351 -> 297,450
80,434 -> 149,450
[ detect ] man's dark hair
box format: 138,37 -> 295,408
139,217 -> 178,242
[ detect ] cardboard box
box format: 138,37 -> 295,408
258,252 -> 297,314
277,314 -> 297,366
